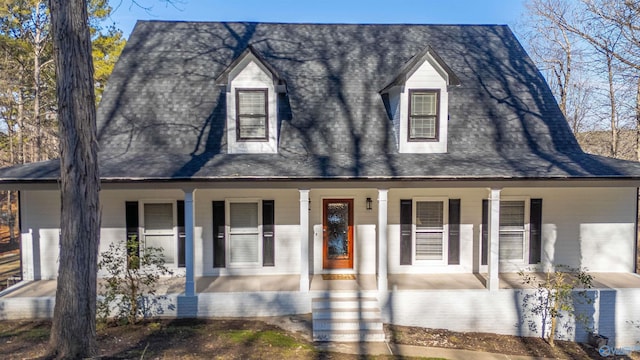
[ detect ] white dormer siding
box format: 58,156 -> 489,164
226,56 -> 278,154
401,60 -> 448,153
386,57 -> 450,153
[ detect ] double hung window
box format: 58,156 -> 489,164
409,89 -> 439,141
499,201 -> 526,261
236,89 -> 268,140
229,202 -> 260,264
414,200 -> 446,261
143,203 -> 175,264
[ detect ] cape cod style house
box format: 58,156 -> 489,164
1,21 -> 640,344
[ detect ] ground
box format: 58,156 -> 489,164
1,317 -> 635,359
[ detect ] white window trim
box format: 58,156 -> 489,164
225,198 -> 263,267
499,196 -> 530,265
140,200 -> 178,268
412,197 -> 449,265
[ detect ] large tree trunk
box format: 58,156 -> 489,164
48,0 -> 101,358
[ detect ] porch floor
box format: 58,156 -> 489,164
2,272 -> 640,298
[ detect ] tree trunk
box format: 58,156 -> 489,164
34,2 -> 42,162
48,0 -> 101,358
17,88 -> 25,164
606,52 -> 618,157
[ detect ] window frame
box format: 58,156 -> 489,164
140,200 -> 179,268
412,197 -> 449,264
235,88 -> 269,142
407,89 -> 440,142
225,198 -> 263,267
498,197 -> 530,264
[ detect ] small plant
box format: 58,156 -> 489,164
97,235 -> 173,324
518,265 -> 594,347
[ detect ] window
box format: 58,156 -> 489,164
143,203 -> 175,264
409,89 -> 439,141
236,89 -> 268,140
499,201 -> 526,261
414,200 -> 445,261
214,200 -> 275,268
229,202 -> 260,264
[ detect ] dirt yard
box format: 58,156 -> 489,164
1,317 -> 632,359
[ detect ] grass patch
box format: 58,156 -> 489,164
224,329 -> 311,349
0,323 -> 50,341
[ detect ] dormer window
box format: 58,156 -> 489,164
380,46 -> 459,154
236,89 -> 268,141
409,89 -> 440,141
215,45 -> 287,154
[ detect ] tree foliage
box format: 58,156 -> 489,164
521,0 -> 640,160
0,0 -> 125,166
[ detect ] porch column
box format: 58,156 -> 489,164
183,188 -> 196,296
377,189 -> 389,291
299,189 -> 310,292
487,188 -> 501,291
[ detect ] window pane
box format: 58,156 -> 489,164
410,116 -> 436,139
416,201 -> 443,230
499,231 -> 524,260
416,232 -> 443,260
500,201 -> 525,230
238,116 -> 266,138
144,203 -> 173,232
230,233 -> 259,263
411,92 -> 437,115
230,203 -> 258,231
145,234 -> 175,264
238,91 -> 266,115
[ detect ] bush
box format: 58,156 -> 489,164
97,236 -> 173,324
518,265 -> 593,346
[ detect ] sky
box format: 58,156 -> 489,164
107,0 -> 527,39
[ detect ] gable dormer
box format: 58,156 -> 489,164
216,46 -> 286,154
380,46 -> 459,154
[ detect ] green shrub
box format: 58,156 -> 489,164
97,235 -> 173,324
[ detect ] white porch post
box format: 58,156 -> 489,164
487,188 -> 501,291
299,189 -> 310,292
183,188 -> 196,296
377,189 -> 389,291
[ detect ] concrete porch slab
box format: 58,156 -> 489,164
309,274 -> 377,292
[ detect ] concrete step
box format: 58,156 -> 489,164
312,296 -> 379,310
312,294 -> 385,342
312,308 -> 381,320
313,318 -> 383,331
313,329 -> 386,342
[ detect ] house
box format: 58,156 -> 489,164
1,21 -> 640,344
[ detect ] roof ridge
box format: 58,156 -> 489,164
134,20 -> 509,27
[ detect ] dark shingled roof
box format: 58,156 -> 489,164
2,21 -> 640,182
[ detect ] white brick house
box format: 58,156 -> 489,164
1,22 -> 640,345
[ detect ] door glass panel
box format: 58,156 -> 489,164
327,202 -> 349,259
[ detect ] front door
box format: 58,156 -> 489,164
323,199 -> 354,269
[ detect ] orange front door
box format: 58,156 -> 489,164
322,199 -> 354,269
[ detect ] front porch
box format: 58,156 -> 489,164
3,272 -> 640,346
4,272 -> 640,299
